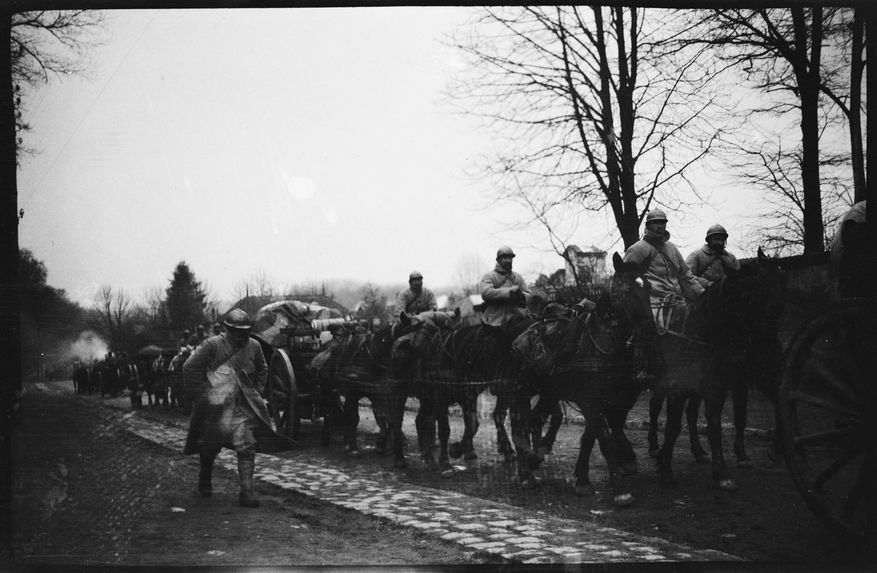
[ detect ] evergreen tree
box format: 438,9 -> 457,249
164,261 -> 208,332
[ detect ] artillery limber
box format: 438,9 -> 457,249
249,300 -> 351,439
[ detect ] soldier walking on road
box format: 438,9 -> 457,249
183,309 -> 295,507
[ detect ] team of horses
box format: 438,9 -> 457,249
309,249 -> 788,506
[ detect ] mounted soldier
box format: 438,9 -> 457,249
686,224 -> 740,287
395,270 -> 437,320
479,246 -> 531,330
623,209 -> 704,383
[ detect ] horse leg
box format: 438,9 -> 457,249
415,395 -> 439,471
437,402 -> 452,471
491,389 -> 516,463
686,394 -> 710,463
509,391 -> 540,488
705,392 -> 738,491
542,400 -> 564,455
531,395 -> 556,461
731,379 -> 752,468
647,390 -> 664,458
344,396 -> 361,455
386,393 -> 407,469
450,391 -> 479,460
656,393 -> 685,484
574,422 -> 598,496
592,414 -> 634,507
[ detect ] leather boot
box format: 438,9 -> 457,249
237,454 -> 260,508
198,451 -> 216,497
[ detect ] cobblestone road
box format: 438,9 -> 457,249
33,382 -> 741,565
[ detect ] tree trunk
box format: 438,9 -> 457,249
849,10 -> 865,202
0,9 -> 21,559
794,7 -> 825,254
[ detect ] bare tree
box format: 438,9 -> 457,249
453,253 -> 487,295
232,270 -> 279,301
11,11 -> 104,153
450,7 -> 729,251
93,285 -> 133,350
142,286 -> 165,324
687,7 -> 847,253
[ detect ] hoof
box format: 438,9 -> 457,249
462,450 -> 478,461
693,453 -> 711,464
613,493 -> 635,507
717,478 -> 739,491
736,458 -> 753,469
658,471 -> 677,485
648,447 -> 660,459
392,458 -> 407,469
574,482 -> 596,496
521,476 -> 542,490
448,443 -> 463,459
619,461 -> 638,475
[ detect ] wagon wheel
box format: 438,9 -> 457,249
268,349 -> 301,440
780,299 -> 875,540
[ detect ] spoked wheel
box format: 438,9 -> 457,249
268,349 -> 301,440
780,299 -> 875,540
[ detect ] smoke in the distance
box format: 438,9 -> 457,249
63,331 -> 109,363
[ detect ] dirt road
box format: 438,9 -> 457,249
10,379 -> 869,567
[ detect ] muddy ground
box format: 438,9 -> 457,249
10,380 -> 871,568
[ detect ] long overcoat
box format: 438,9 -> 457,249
182,334 -> 294,455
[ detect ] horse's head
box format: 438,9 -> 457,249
713,247 -> 788,336
608,251 -> 654,331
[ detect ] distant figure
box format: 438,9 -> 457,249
182,309 -> 295,507
187,324 -> 207,347
686,224 -> 740,287
479,246 -> 531,328
395,270 -> 437,320
178,330 -> 191,350
212,322 -> 223,336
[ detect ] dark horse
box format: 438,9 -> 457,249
506,253 -> 652,506
649,248 -> 787,490
391,310 -> 555,471
312,323 -> 409,468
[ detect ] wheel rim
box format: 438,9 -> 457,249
268,349 -> 299,439
780,302 -> 874,540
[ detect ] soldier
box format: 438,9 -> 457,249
395,270 -> 438,319
187,324 -> 207,347
479,246 -> 531,328
624,209 -> 704,304
183,309 -> 295,507
686,224 -> 740,287
623,209 -> 704,384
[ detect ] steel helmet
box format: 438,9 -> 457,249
706,224 -> 728,239
645,209 -> 668,224
496,246 -> 516,259
223,308 -> 252,331
409,270 -> 423,281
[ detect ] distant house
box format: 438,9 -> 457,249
564,245 -> 608,286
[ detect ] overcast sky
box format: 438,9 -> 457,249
17,7 -> 758,307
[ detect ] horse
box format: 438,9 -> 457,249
648,247 -> 787,491
506,253 -> 653,505
311,323 -> 409,468
72,362 -> 90,394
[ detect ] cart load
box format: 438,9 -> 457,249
251,300 -> 346,351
